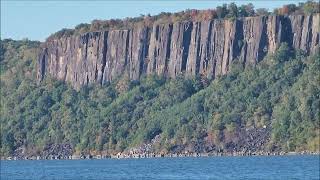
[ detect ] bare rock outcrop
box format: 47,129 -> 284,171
38,14 -> 320,89
147,23 -> 172,76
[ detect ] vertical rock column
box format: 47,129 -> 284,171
289,15 -> 314,53
128,26 -> 149,80
221,19 -> 242,74
209,20 -> 226,78
86,32 -> 108,85
186,20 -> 216,78
198,21 -> 214,78
266,16 -> 282,53
147,23 -> 173,76
102,30 -> 130,83
37,45 -> 48,81
311,14 -> 320,54
186,21 -> 201,77
40,37 -> 74,83
168,21 -> 193,78
241,16 -> 268,65
290,15 -> 305,51
72,34 -> 89,88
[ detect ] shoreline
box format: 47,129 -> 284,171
2,151 -> 319,161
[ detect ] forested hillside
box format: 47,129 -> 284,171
1,39 -> 319,157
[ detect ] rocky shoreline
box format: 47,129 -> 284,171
2,133 -> 319,161
2,151 -> 319,161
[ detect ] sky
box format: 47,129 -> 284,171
1,0 -> 308,41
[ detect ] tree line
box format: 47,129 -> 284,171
48,1 -> 320,39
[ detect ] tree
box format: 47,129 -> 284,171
303,1 -> 320,14
239,3 -> 255,17
272,43 -> 292,63
256,8 -> 269,16
227,3 -> 238,18
216,4 -> 228,19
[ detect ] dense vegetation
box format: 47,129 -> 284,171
1,39 -> 319,156
48,1 -> 320,40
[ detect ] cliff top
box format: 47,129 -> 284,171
47,1 -> 319,40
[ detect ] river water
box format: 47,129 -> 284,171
1,155 -> 319,179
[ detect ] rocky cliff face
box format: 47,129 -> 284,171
38,14 -> 320,89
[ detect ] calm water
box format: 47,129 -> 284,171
1,155 -> 319,180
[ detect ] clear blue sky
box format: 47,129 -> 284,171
1,0 -> 307,41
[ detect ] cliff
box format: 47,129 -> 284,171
38,14 -> 320,89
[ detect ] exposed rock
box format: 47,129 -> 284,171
102,30 -> 129,83
311,14 -> 320,54
266,15 -> 282,53
11,143 -> 73,160
38,14 -> 320,88
221,19 -> 241,73
128,26 -> 150,80
197,21 -> 213,78
41,143 -> 74,158
168,21 -> 193,78
147,23 -> 172,76
210,20 -> 226,78
186,21 -> 202,77
241,16 -> 267,64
